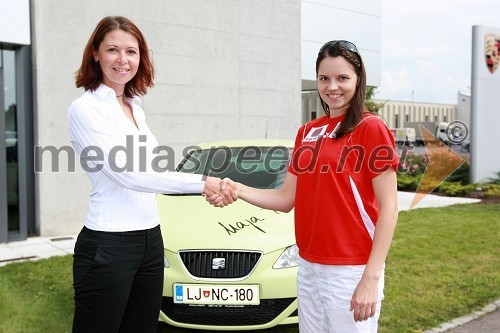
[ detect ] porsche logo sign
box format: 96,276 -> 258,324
485,33 -> 500,74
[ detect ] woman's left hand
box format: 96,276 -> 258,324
349,276 -> 379,322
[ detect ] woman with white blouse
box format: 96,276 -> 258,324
68,16 -> 235,333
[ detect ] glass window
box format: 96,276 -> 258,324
178,146 -> 291,189
2,49 -> 19,232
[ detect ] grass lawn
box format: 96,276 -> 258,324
0,203 -> 499,333
0,255 -> 73,333
379,203 -> 500,333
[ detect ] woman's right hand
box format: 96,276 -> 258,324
222,178 -> 239,194
203,176 -> 237,207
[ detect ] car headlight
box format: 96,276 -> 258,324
273,244 -> 299,269
164,255 -> 170,268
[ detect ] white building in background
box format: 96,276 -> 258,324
377,100 -> 456,128
302,91 -> 457,128
0,0 -> 383,242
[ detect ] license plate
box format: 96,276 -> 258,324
173,284 -> 260,305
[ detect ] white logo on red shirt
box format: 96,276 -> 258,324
303,125 -> 328,142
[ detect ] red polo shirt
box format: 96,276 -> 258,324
288,113 -> 399,265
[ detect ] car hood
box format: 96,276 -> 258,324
156,194 -> 295,254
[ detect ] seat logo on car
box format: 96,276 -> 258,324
212,258 -> 226,270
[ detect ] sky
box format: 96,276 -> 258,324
375,0 -> 500,104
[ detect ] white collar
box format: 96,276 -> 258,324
93,84 -> 140,103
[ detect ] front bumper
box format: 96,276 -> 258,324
159,248 -> 298,330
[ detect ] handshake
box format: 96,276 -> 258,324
202,176 -> 239,207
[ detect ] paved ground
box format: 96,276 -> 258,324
445,309 -> 500,333
424,303 -> 500,333
397,191 -> 480,210
0,234 -> 75,266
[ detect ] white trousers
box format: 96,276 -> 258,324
297,258 -> 385,333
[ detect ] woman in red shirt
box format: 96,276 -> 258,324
211,40 -> 399,333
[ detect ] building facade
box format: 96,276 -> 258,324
302,91 -> 457,127
376,99 -> 457,128
1,0 -> 382,242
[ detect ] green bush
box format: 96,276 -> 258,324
397,174 -> 421,191
399,152 -> 428,177
446,160 -> 470,183
398,152 -> 471,192
483,184 -> 500,197
438,181 -> 476,197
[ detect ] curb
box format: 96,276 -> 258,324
424,299 -> 500,333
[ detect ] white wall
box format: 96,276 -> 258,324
32,0 -> 384,237
301,0 -> 381,88
471,25 -> 500,183
32,0 -> 302,236
0,0 -> 30,45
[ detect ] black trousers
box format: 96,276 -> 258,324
72,225 -> 164,333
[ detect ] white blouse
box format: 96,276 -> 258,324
68,84 -> 204,232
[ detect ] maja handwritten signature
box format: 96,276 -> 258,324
218,216 -> 266,235
218,210 -> 283,236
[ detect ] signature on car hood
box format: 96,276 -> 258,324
156,194 -> 295,253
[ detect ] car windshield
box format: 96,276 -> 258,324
177,145 -> 291,189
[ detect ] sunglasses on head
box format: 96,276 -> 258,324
319,40 -> 359,55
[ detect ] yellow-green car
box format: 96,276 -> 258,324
157,139 -> 299,330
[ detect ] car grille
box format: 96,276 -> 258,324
179,250 -> 261,279
161,297 -> 296,326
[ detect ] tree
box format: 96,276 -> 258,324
365,86 -> 386,114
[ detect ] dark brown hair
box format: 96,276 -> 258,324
315,43 -> 367,138
75,16 -> 154,97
